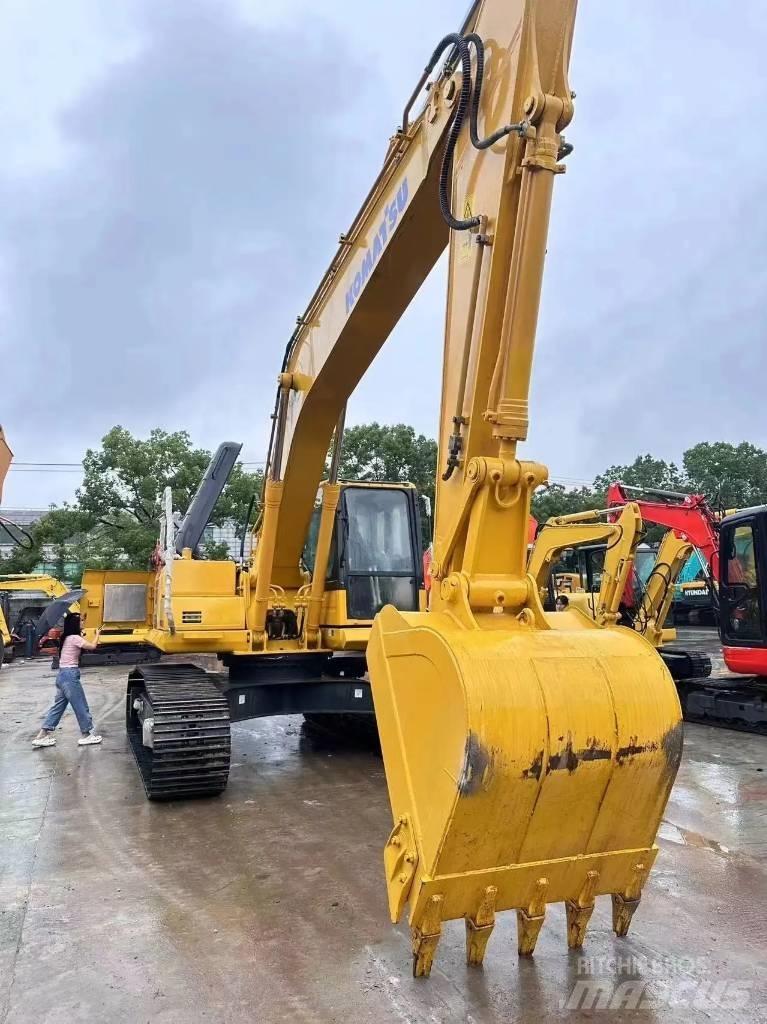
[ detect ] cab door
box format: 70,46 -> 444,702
719,512 -> 767,670
338,485 -> 422,621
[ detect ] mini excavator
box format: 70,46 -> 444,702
607,482 -> 767,731
81,0 -> 686,976
528,502 -> 712,680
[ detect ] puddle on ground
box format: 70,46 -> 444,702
659,820 -> 731,856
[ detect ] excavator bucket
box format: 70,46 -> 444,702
368,608 -> 683,976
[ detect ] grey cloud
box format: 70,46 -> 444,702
3,0 -> 766,507
1,0 -> 374,496
531,0 -> 767,475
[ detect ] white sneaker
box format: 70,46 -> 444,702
78,732 -> 103,746
32,732 -> 56,747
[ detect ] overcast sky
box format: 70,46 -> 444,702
2,0 -> 766,508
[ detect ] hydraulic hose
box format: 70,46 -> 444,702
239,492 -> 257,564
424,34 -> 479,231
464,34 -> 525,150
431,32 -> 529,230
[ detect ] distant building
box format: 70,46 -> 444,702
202,522 -> 252,560
1,506 -> 250,566
0,508 -> 49,558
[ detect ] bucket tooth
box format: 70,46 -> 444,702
565,870 -> 599,949
612,861 -> 647,937
516,877 -> 548,956
411,894 -> 444,978
465,885 -> 498,967
612,894 -> 641,937
517,909 -> 546,957
384,817 -> 417,922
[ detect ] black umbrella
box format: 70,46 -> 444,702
33,589 -> 86,641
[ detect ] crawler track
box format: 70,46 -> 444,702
660,649 -> 712,682
680,679 -> 767,735
126,664 -> 231,800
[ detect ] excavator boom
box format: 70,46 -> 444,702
607,481 -> 720,575
635,531 -> 693,647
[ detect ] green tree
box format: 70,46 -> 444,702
593,454 -> 684,497
682,441 -> 767,509
72,427 -> 261,568
338,423 -> 438,503
531,483 -> 598,524
0,427 -> 262,578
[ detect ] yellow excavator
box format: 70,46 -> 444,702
0,427 -> 82,662
81,0 -> 682,976
528,506 -> 711,677
528,503 -> 644,626
0,573 -> 78,660
0,426 -> 12,665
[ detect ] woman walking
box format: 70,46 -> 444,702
32,612 -> 102,747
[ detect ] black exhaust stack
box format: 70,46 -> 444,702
174,442 -> 243,556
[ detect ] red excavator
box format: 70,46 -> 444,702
717,506 -> 767,676
608,483 -> 767,732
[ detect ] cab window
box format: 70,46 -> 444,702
723,522 -> 762,641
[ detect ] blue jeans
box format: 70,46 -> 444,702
42,668 -> 93,734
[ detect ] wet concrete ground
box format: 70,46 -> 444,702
1,645 -> 766,1023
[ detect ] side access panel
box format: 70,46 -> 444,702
81,569 -> 154,645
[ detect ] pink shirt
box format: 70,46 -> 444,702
59,635 -> 87,668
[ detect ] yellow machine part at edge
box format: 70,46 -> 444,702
0,611 -> 10,650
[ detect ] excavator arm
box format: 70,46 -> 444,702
607,482 -> 720,577
634,531 -> 693,648
528,504 -> 644,625
249,0 -> 682,975
337,1 -> 677,978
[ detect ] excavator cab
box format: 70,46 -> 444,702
324,484 -> 423,619
302,482 -> 425,646
719,507 -> 767,674
545,547 -> 603,609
